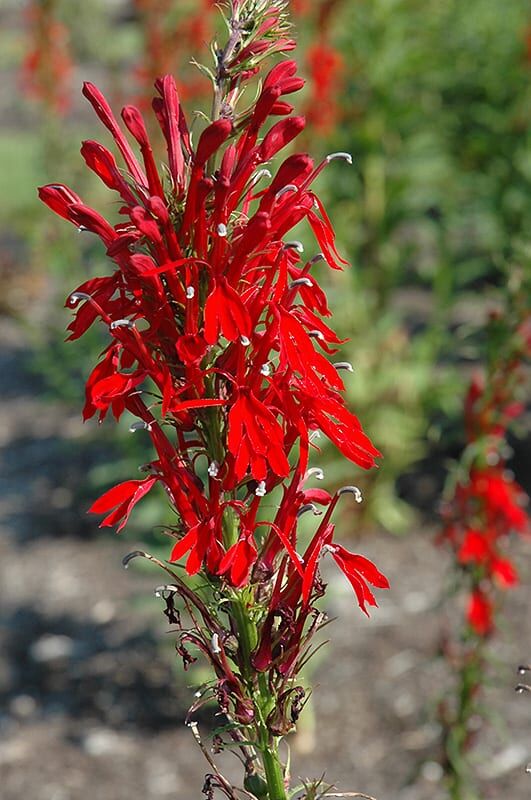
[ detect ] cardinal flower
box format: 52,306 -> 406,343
40,0 -> 386,630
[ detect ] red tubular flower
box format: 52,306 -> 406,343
227,389 -> 290,482
329,545 -> 390,615
89,477 -> 158,532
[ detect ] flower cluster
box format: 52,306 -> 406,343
40,2 -> 387,793
133,0 -> 217,107
440,313 -> 530,636
21,0 -> 72,114
303,1 -> 344,134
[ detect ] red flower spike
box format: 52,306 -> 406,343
440,308 -> 530,651
41,10 -> 387,647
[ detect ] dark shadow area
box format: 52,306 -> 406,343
0,605 -> 194,731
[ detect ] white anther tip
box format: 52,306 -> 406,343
208,461 -> 220,478
69,291 -> 91,305
306,467 -> 324,481
326,152 -> 353,164
289,277 -> 313,289
276,185 -> 298,199
110,318 -> 134,330
284,240 -> 304,253
334,361 -> 354,372
338,485 -> 363,503
129,421 -> 151,433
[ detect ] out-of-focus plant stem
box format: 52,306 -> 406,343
443,638 -> 485,800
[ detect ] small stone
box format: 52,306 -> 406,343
9,694 -> 37,719
91,600 -> 115,624
30,634 -> 74,663
81,728 -> 132,758
421,761 -> 444,782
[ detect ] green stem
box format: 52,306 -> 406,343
444,639 -> 484,800
231,592 -> 287,800
259,738 -> 287,800
256,675 -> 287,800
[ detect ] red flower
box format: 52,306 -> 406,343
227,389 -> 290,482
467,590 -> 493,637
458,529 -> 491,565
491,557 -> 518,588
330,545 -> 390,615
89,477 -> 158,532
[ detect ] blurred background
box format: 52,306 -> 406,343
0,1 -> 530,798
